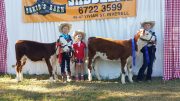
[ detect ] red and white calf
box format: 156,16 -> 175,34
87,29 -> 156,84
15,40 -> 60,82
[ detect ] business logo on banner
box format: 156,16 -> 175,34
23,0 -> 136,23
24,0 -> 66,15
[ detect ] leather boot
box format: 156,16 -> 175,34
61,73 -> 67,83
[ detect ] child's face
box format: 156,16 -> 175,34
61,26 -> 69,34
75,34 -> 82,42
143,23 -> 152,30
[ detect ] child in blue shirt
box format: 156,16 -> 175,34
58,23 -> 73,82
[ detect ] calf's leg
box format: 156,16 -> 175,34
15,61 -> 21,82
94,59 -> 101,80
45,58 -> 53,81
127,58 -> 133,83
15,56 -> 26,82
88,56 -> 93,81
51,54 -> 58,80
127,65 -> 133,83
19,60 -> 26,81
121,60 -> 126,84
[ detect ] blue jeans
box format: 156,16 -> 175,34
61,52 -> 71,74
137,45 -> 156,80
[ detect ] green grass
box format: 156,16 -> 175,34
0,74 -> 180,101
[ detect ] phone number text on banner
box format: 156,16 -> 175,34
23,0 -> 136,23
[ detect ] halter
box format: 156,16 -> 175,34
139,33 -> 154,43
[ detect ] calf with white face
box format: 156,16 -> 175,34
15,40 -> 59,82
87,29 -> 156,84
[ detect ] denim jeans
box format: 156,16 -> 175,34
137,45 -> 156,80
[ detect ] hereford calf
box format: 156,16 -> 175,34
87,29 -> 155,84
15,40 -> 59,82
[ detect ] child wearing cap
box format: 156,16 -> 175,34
72,31 -> 86,81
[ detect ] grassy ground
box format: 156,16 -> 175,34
0,74 -> 180,101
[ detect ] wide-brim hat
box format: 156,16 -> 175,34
73,30 -> 85,39
141,21 -> 155,28
59,23 -> 72,33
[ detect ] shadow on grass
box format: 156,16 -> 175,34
1,83 -> 180,101
0,87 -> 108,100
0,74 -> 180,101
